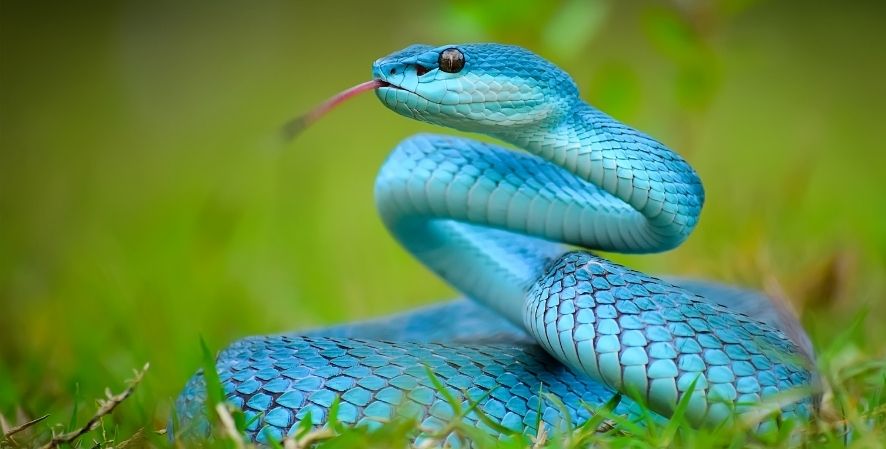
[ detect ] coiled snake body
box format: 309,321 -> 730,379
174,43 -> 815,444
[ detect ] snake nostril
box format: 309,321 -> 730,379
389,68 -> 397,75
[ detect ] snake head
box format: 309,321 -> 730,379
372,43 -> 579,134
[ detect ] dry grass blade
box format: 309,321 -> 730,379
531,421 -> 547,448
214,403 -> 245,449
116,427 -> 145,448
278,428 -> 336,449
2,414 -> 49,439
294,428 -> 335,448
38,363 -> 149,449
595,419 -> 616,434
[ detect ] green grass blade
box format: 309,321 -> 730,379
199,337 -> 224,420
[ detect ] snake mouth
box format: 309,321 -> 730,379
375,79 -> 407,93
375,79 -> 435,104
375,79 -> 394,89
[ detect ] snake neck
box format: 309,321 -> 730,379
375,101 -> 706,323
491,100 -> 706,253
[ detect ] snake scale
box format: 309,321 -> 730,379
172,43 -> 815,444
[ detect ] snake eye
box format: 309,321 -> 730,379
438,48 -> 465,73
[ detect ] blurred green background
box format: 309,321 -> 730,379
1,0 -> 884,434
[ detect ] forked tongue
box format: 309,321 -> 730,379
281,79 -> 386,141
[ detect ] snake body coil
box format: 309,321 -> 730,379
173,44 -> 814,444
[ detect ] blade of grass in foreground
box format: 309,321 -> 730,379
199,337 -> 225,419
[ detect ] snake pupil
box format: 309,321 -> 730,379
438,48 -> 465,73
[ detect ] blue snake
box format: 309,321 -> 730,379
173,43 -> 816,444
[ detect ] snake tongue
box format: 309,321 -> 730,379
282,79 -> 388,140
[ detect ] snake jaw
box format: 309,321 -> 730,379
376,80 -> 432,102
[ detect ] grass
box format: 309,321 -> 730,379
2,316 -> 884,448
